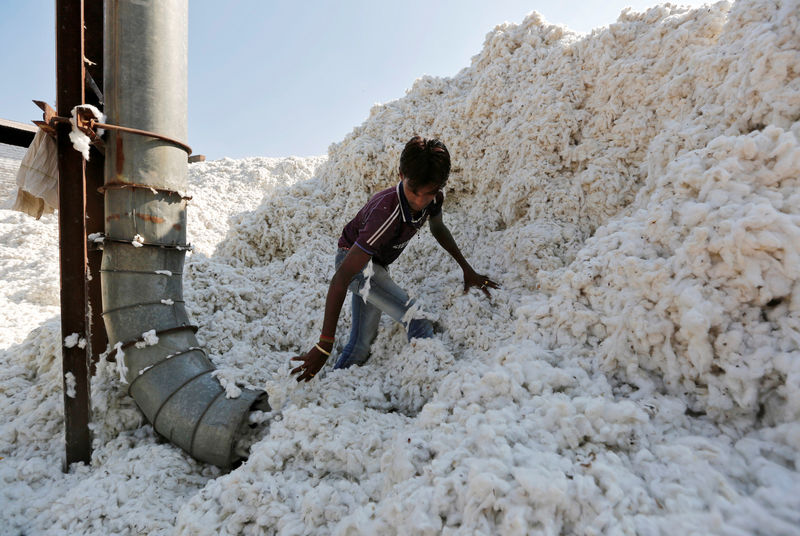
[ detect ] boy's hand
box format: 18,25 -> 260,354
463,269 -> 500,299
290,347 -> 328,382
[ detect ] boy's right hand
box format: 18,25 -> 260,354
290,347 -> 328,382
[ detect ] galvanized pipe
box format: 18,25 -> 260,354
102,0 -> 268,468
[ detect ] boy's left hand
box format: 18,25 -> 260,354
463,269 -> 500,299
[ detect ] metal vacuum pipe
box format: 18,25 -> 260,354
102,0 -> 268,468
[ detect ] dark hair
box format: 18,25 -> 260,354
399,136 -> 451,188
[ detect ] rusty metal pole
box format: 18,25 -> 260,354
84,0 -> 107,374
56,0 -> 92,469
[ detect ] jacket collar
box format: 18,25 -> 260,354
397,181 -> 432,224
396,182 -> 411,223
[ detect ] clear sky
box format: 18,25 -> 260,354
1,1 -> 711,160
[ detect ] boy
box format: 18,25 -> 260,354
290,136 -> 499,382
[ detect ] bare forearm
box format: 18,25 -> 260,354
432,223 -> 472,272
319,247 -> 371,341
289,277 -> 347,382
429,215 -> 499,298
321,276 -> 349,341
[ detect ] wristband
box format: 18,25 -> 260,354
319,334 -> 335,344
314,343 -> 331,356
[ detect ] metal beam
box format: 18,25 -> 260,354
0,119 -> 36,147
84,0 -> 107,375
56,0 -> 92,469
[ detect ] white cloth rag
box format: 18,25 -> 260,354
12,130 -> 59,219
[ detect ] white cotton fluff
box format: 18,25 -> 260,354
142,330 -> 159,346
62,333 -> 86,350
134,330 -> 159,349
68,104 -> 106,161
161,299 -> 174,305
114,342 -> 128,384
400,298 -> 438,329
63,333 -> 79,348
358,259 -> 374,301
68,129 -> 92,161
64,372 -> 76,398
3,2 -> 800,535
154,270 -> 172,276
211,370 -> 243,399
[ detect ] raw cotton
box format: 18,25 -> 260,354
68,104 -> 106,161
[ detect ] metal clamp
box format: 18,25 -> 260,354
31,100 -> 193,155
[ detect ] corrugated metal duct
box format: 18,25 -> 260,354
101,0 -> 269,468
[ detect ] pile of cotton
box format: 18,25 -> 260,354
526,124 -> 800,423
177,1 -> 799,533
2,0 -> 799,535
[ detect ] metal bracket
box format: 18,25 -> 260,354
31,100 -> 193,156
73,106 -> 106,154
32,100 -> 58,138
32,99 -> 106,155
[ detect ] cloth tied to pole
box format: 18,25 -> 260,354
11,129 -> 59,219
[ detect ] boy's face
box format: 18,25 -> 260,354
401,175 -> 440,212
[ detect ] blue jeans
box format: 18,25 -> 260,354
333,248 -> 434,369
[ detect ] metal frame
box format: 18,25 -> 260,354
51,0 -> 255,469
56,0 -> 106,470
0,118 -> 36,147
